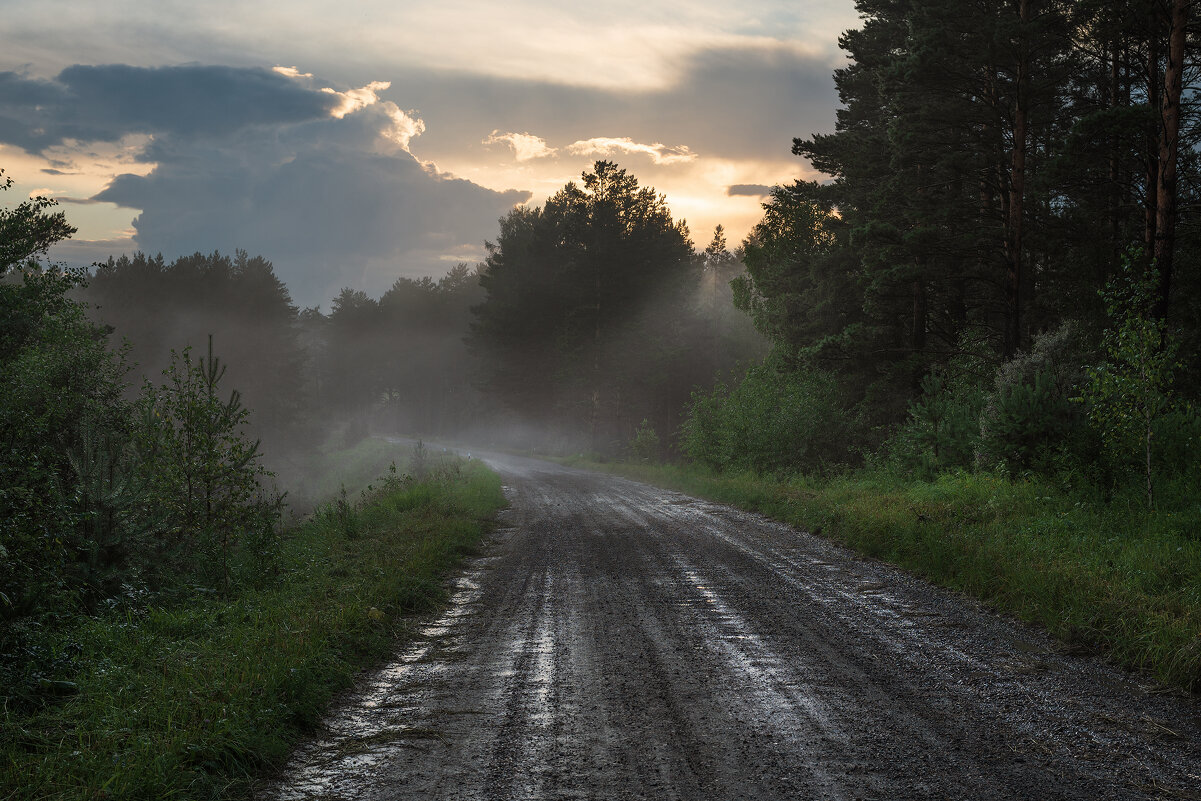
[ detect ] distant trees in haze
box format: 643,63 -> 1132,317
313,264 -> 488,443
86,251 -> 308,453
84,252 -> 493,457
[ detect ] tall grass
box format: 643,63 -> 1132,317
1,454 -> 506,800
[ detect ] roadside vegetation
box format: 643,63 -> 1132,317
0,175 -> 506,798
595,256 -> 1201,694
574,3 -> 1201,696
1,447 -> 504,801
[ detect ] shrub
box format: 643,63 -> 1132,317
1080,258 -> 1181,508
0,269 -> 134,619
978,321 -> 1089,473
886,369 -> 986,475
682,355 -> 850,474
628,419 -> 661,463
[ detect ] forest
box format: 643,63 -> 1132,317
2,0 -> 1200,795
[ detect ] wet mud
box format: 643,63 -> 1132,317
262,452 -> 1201,800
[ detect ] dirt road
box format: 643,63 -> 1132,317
264,452 -> 1200,800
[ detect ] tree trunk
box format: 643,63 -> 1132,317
1145,406 -> 1154,510
1153,0 -> 1187,320
1004,0 -> 1030,359
1145,8 -> 1161,251
911,278 -> 928,352
1110,32 -> 1122,265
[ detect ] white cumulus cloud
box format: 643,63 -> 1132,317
321,80 -> 391,118
381,103 -> 427,151
566,137 -> 697,165
272,65 -> 313,79
482,130 -> 558,161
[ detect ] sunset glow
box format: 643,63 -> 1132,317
1,0 -> 858,305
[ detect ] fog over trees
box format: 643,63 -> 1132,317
68,160 -> 765,471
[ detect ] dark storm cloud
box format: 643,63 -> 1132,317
385,43 -> 838,163
0,65 -> 528,306
0,65 -> 337,151
90,98 -> 528,304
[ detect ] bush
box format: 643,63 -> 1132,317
628,419 -> 661,463
682,355 -> 850,474
886,368 -> 985,475
978,321 -> 1089,473
0,269 -> 134,620
1080,259 -> 1182,508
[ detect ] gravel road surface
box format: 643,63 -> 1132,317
263,452 -> 1200,800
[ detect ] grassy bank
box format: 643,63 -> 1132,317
1,451 -> 506,800
576,459 -> 1201,693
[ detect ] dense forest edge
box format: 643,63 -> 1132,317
4,0 -> 1201,795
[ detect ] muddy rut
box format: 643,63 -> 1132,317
263,452 -> 1200,800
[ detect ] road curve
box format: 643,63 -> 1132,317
264,452 -> 1201,800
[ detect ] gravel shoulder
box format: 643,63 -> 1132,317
263,452 -> 1201,800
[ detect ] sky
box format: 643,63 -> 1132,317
0,0 -> 860,308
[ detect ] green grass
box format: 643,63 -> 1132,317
1,453 -> 506,800
572,458 -> 1201,694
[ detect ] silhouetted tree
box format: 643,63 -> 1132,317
470,161 -> 699,451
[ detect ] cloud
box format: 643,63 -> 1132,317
273,66 -> 313,79
0,65 -> 340,153
380,104 -> 427,151
95,130 -> 527,304
482,131 -> 698,168
55,196 -> 106,205
566,136 -> 697,165
1,0 -> 859,94
321,80 -> 390,119
376,42 -> 838,168
0,64 -> 528,306
483,131 -> 558,161
727,183 -> 774,196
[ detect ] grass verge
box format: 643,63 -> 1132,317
1,452 -> 506,800
572,459 -> 1201,694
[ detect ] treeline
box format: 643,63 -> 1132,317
83,253 -> 490,469
685,0 -> 1200,503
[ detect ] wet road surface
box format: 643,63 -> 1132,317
264,452 -> 1201,800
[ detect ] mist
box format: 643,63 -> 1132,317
77,168 -> 765,505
